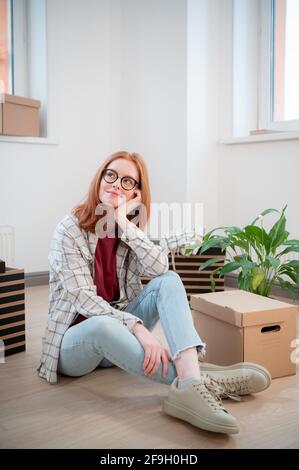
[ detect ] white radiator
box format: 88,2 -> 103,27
0,226 -> 15,267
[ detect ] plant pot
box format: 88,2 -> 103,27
141,247 -> 225,303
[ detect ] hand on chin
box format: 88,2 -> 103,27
104,194 -> 125,208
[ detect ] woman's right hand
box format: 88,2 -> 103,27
132,322 -> 171,378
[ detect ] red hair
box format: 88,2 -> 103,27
72,151 -> 151,233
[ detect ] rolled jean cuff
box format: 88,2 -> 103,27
172,342 -> 206,362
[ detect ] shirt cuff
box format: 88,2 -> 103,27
124,317 -> 144,332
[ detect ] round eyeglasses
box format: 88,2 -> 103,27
102,168 -> 139,191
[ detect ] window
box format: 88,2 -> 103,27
0,0 -> 48,137
260,0 -> 299,131
272,0 -> 299,122
0,0 -> 13,95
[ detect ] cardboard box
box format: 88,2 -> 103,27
141,247 -> 225,303
0,94 -> 40,137
0,267 -> 26,357
191,290 -> 298,378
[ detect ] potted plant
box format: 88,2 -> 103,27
183,205 -> 299,300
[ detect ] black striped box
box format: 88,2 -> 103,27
141,247 -> 225,303
0,267 -> 26,357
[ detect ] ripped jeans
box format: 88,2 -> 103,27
58,271 -> 205,385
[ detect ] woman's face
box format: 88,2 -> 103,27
99,158 -> 140,208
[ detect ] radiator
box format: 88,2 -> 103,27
0,226 -> 15,267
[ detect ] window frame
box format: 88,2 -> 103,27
259,0 -> 299,132
11,0 -> 29,97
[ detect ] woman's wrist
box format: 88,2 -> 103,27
132,321 -> 143,335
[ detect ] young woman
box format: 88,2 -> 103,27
38,151 -> 271,435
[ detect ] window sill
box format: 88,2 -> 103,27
0,136 -> 59,145
219,131 -> 299,145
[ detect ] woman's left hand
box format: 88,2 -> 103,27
114,189 -> 142,225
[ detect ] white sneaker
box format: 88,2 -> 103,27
200,362 -> 272,399
163,377 -> 239,434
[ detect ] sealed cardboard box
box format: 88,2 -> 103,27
0,94 -> 40,137
0,267 -> 25,357
191,289 -> 297,378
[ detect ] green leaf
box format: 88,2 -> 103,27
199,236 -> 227,254
234,255 -> 255,272
279,270 -> 299,285
203,226 -> 229,238
268,207 -> 287,252
276,277 -> 297,301
277,246 -> 299,258
271,230 -> 290,253
282,239 -> 299,246
230,238 -> 250,252
237,268 -> 253,292
256,278 -> 268,296
251,267 -> 265,290
224,226 -> 242,236
251,208 -> 279,226
244,225 -> 266,244
287,260 -> 299,274
237,271 -> 245,290
181,243 -> 202,255
242,226 -> 265,260
265,256 -> 280,271
198,257 -> 225,272
218,262 -> 240,275
210,273 -> 216,292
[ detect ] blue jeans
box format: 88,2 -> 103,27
58,271 -> 205,385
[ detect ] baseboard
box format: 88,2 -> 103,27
25,271 -> 49,287
225,273 -> 299,301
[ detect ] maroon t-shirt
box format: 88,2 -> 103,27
71,235 -> 120,326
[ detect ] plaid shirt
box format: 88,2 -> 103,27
38,213 -> 169,384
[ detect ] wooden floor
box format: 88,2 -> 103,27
0,285 -> 298,449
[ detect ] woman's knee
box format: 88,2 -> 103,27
160,270 -> 182,284
84,316 -> 122,341
147,271 -> 182,293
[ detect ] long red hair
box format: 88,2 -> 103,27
72,151 -> 151,233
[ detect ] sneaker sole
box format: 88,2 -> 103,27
162,400 -> 239,434
200,362 -> 272,391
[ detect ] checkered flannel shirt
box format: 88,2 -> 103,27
38,213 -> 169,384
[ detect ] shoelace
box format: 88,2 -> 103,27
192,380 -> 228,412
203,373 -> 250,401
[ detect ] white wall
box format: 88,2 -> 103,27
0,0 -> 122,273
119,0 -> 187,204
0,0 -> 189,273
1,0 -> 298,274
218,141 -> 299,236
187,0 -> 220,231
